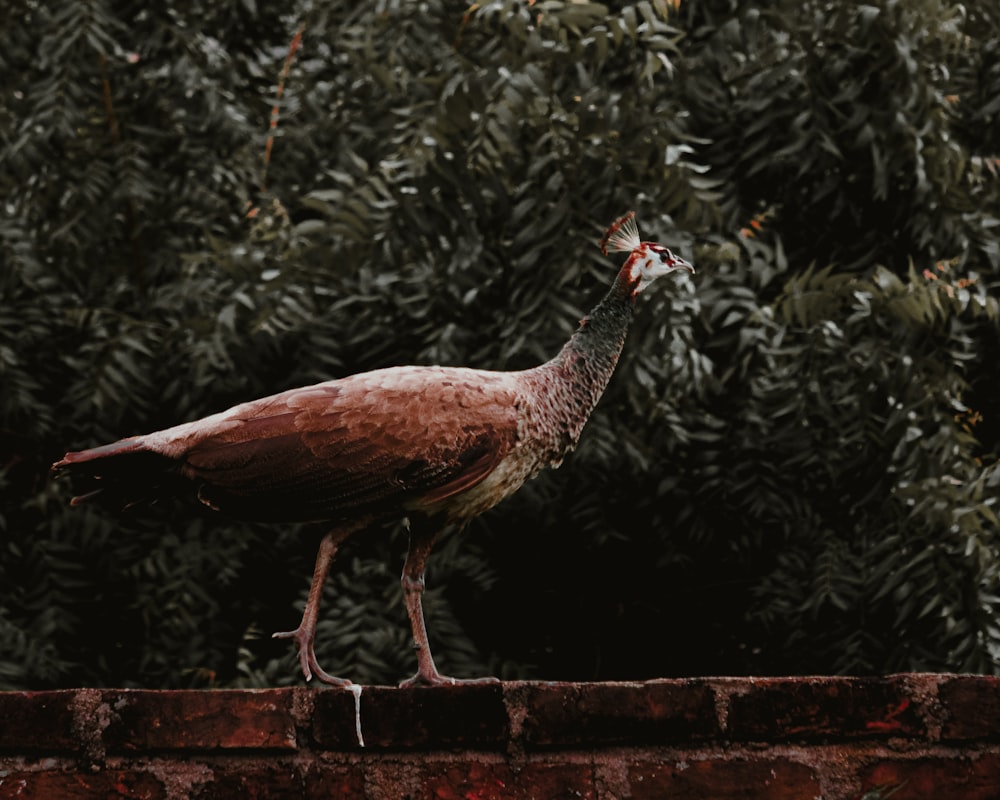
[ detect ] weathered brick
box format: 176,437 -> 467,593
303,764 -> 366,800
416,761 -> 596,800
518,679 -> 718,748
309,687 -> 363,749
726,676 -> 924,740
1,678 -> 999,800
0,691 -> 77,752
939,675 -> 1000,740
627,757 -> 820,800
313,683 -> 507,750
102,689 -> 297,751
861,754 -> 1000,800
0,769 -> 165,799
190,761 -> 363,799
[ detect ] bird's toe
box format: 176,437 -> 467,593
399,671 -> 500,688
273,626 -> 351,687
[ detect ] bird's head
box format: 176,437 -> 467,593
600,211 -> 694,294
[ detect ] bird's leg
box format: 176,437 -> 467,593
398,520 -> 498,688
399,521 -> 445,687
273,523 -> 361,686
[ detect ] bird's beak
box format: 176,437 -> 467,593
673,256 -> 694,274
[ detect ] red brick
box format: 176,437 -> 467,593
0,691 -> 77,752
628,757 -> 820,800
416,761 -> 596,800
3,678 -> 1000,800
313,683 -> 507,750
726,676 -> 924,740
0,769 -> 165,799
309,687 -> 363,749
861,754 -> 1000,800
939,675 -> 1000,740
518,679 -> 718,748
102,689 -> 297,751
190,762 -> 363,799
303,764 -> 366,799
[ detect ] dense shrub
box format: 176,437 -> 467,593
1,0 -> 997,688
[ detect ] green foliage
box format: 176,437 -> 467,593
682,0 -> 1000,271
1,0 -> 998,687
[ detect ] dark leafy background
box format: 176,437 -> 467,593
1,0 -> 998,688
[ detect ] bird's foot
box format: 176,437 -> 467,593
272,627 -> 352,687
398,670 -> 500,689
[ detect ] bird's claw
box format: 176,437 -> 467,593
398,671 -> 500,688
273,626 -> 352,687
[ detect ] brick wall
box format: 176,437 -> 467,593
1,674 -> 998,799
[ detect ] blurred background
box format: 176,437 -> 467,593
1,0 -> 998,689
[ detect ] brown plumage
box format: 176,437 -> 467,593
52,212 -> 693,687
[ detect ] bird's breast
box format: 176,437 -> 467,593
409,443 -> 544,523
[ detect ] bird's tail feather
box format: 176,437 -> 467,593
52,438 -> 181,510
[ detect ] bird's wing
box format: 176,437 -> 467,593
156,366 -> 522,521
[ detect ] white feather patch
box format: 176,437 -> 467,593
600,211 -> 641,255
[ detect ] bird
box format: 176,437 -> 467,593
52,211 -> 694,687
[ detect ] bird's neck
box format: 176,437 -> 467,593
554,270 -> 636,390
526,269 -> 637,461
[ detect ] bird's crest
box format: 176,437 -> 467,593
599,210 -> 694,293
600,211 -> 642,256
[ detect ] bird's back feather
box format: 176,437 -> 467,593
56,366 -> 524,523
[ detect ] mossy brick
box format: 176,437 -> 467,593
101,689 -> 296,751
517,679 -> 718,748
